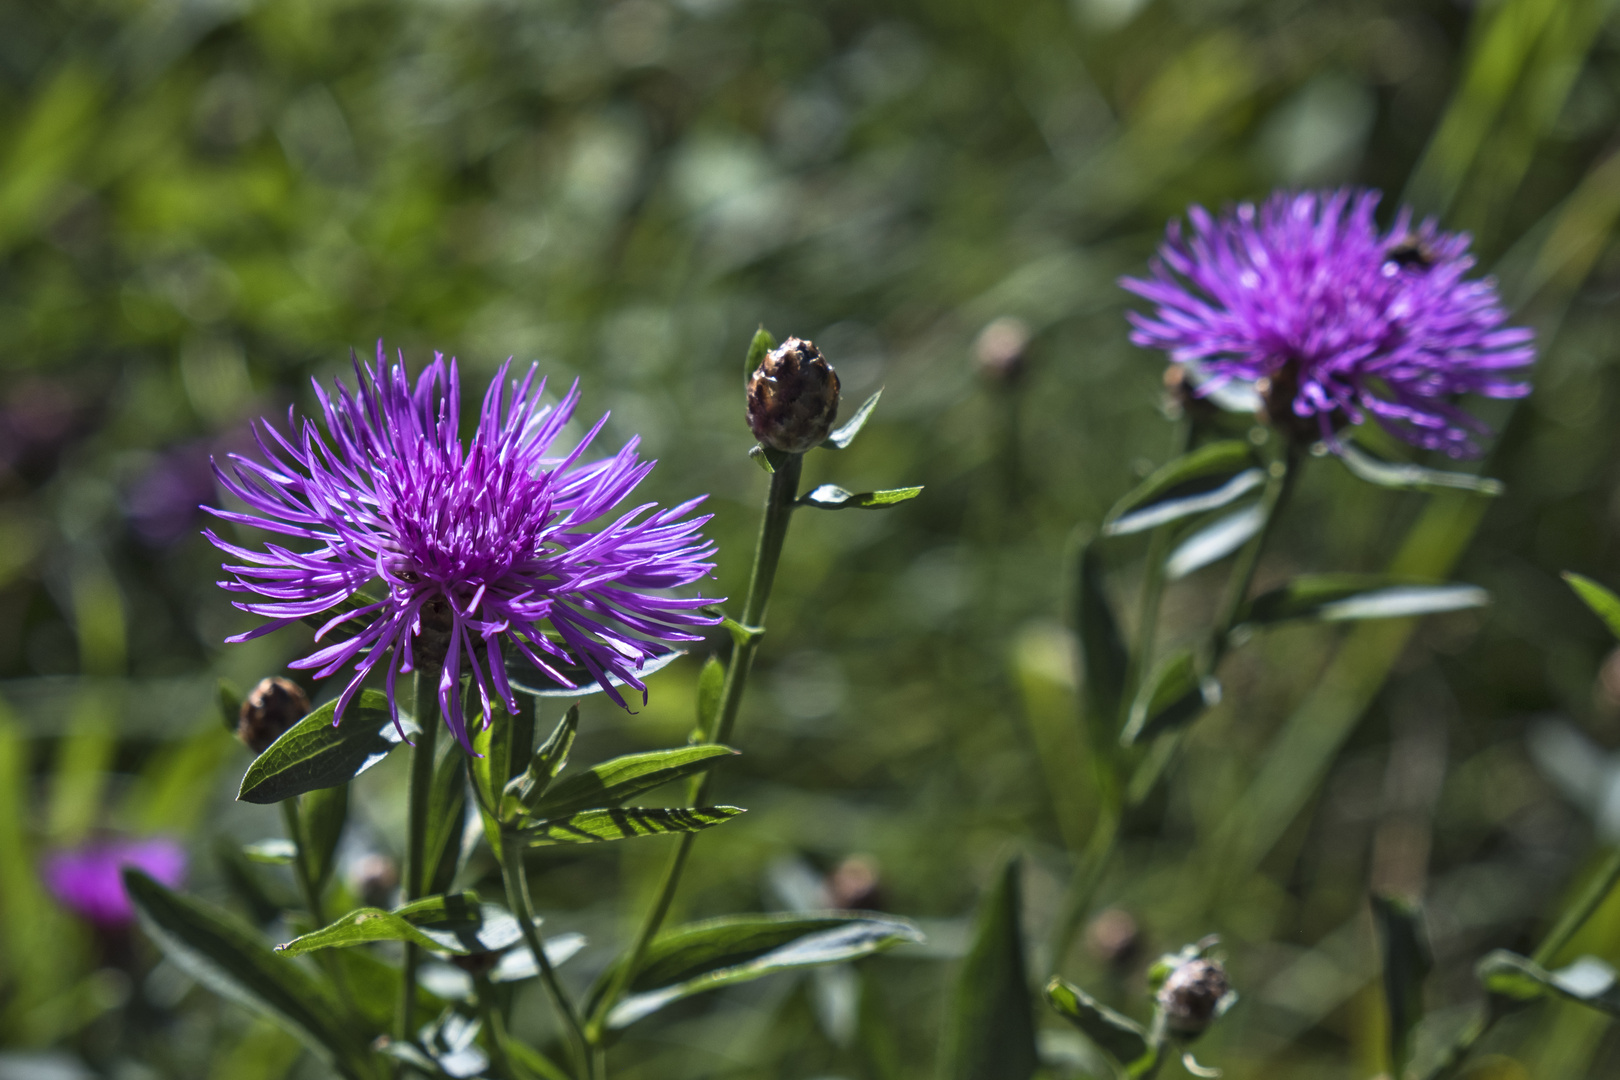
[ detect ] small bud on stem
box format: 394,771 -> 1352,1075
746,337 -> 841,453
237,676 -> 311,754
1156,957 -> 1232,1037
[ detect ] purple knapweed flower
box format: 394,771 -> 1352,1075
205,345 -> 719,748
43,837 -> 187,928
1123,188 -> 1535,457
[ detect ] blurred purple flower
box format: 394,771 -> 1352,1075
1123,188 -> 1535,457
126,440 -> 220,545
42,837 -> 187,927
205,344 -> 719,748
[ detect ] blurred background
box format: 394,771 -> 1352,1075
2,0 -> 1620,1077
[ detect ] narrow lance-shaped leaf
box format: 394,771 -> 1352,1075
744,326 -> 776,381
1565,572 -> 1620,641
123,870 -> 371,1078
596,912 -> 923,1031
692,655 -> 725,743
1242,574 -> 1489,625
218,679 -> 242,735
1103,441 -> 1262,537
1478,950 -> 1620,1016
942,858 -> 1038,1080
243,838 -> 296,865
1045,978 -> 1153,1073
1074,537 -> 1128,730
237,690 -> 409,805
523,805 -> 744,846
1165,503 -> 1265,581
798,484 -> 922,510
822,388 -> 882,450
503,706 -> 580,816
1121,648 -> 1219,746
277,892 -> 527,957
1372,895 -> 1432,1078
1336,442 -> 1504,497
528,744 -> 738,820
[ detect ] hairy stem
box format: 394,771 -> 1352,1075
587,452 -> 804,1042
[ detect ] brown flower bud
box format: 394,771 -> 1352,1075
237,676 -> 311,754
827,855 -> 883,911
1156,957 -> 1231,1037
974,317 -> 1031,383
1085,908 -> 1140,968
349,853 -> 400,908
746,337 -> 840,453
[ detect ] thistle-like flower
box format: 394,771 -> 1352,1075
207,345 -> 718,748
43,837 -> 186,928
1123,189 -> 1535,457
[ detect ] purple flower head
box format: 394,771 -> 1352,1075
1122,188 -> 1535,457
43,837 -> 187,928
206,345 -> 719,749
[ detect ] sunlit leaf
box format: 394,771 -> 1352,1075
504,706 -> 580,816
744,326 -> 776,380
528,744 -> 737,821
1165,504 -> 1265,580
1121,648 -> 1219,745
523,805 -> 744,846
1478,950 -> 1620,1015
490,932 -> 587,983
798,484 -> 922,510
1336,442 -> 1504,496
1103,441 -> 1262,537
693,656 -> 725,743
237,691 -> 408,805
1243,575 -> 1489,625
823,388 -> 882,450
276,893 -> 529,957
1565,572 -> 1620,640
1046,978 -> 1153,1073
243,838 -> 296,865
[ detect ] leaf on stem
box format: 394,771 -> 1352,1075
1074,538 -> 1129,730
503,706 -> 580,817
1478,950 -> 1620,1015
490,932 -> 587,983
1372,894 -> 1432,1078
942,858 -> 1039,1080
1564,572 -> 1620,640
822,389 -> 882,450
1335,442 -> 1504,496
276,892 -> 529,957
522,805 -> 744,846
237,690 -> 409,805
243,838 -> 296,864
300,784 -> 348,893
745,326 -> 776,381
1121,648 -> 1219,746
218,679 -> 242,734
692,655 -> 725,743
1103,441 -> 1262,537
797,484 -> 922,510
524,744 -> 737,821
502,643 -> 685,698
123,870 -> 370,1076
1045,978 -> 1154,1074
594,912 -> 923,1031
1164,504 -> 1265,580
1242,574 -> 1488,625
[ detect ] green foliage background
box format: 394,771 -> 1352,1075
3,0 -> 1620,1076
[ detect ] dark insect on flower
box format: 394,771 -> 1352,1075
1123,189 -> 1535,457
206,345 -> 720,749
746,337 -> 841,453
236,675 -> 310,754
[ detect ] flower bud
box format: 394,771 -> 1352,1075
237,676 -> 310,754
349,852 -> 400,908
1156,957 -> 1231,1037
827,855 -> 883,911
1085,907 -> 1141,968
746,337 -> 840,453
974,316 -> 1031,383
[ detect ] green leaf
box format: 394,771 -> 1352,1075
822,388 -> 882,450
276,892 -> 528,957
1045,978 -> 1153,1073
1478,950 -> 1620,1015
1372,895 -> 1432,1078
423,749 -> 467,896
693,655 -> 725,742
502,644 -> 685,698
1565,572 -> 1620,640
798,484 -> 922,510
300,784 -> 348,893
123,870 -> 371,1077
1164,504 -> 1265,581
529,744 -> 738,820
1336,442 -> 1504,496
744,326 -> 776,380
237,690 -> 407,805
598,912 -> 922,1030
1103,441 -> 1263,537
1242,574 -> 1489,625
1121,648 -> 1219,745
943,859 -> 1038,1080
218,679 -> 242,735
215,838 -> 294,923
332,947 -> 447,1034
243,838 -> 296,864
523,805 -> 744,846
502,706 -> 580,816
1074,538 -> 1129,729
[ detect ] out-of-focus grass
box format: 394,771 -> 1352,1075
0,0 -> 1618,1077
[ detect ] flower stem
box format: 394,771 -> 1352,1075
282,799 -> 326,927
587,451 -> 804,1042
397,674 -> 439,1047
500,833 -> 594,1080
1210,444 -> 1300,664
1424,844 -> 1620,1080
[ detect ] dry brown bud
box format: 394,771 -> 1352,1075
746,337 -> 840,453
1085,907 -> 1140,967
349,853 -> 400,908
1156,957 -> 1231,1037
827,855 -> 883,911
237,676 -> 311,754
974,317 -> 1031,383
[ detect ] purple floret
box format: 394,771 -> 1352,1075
43,837 -> 187,928
1123,188 -> 1535,457
206,344 -> 719,749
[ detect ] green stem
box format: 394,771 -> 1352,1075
282,799 -> 326,927
501,834 -> 594,1080
587,452 -> 804,1042
397,675 -> 439,1047
1210,444 -> 1300,665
